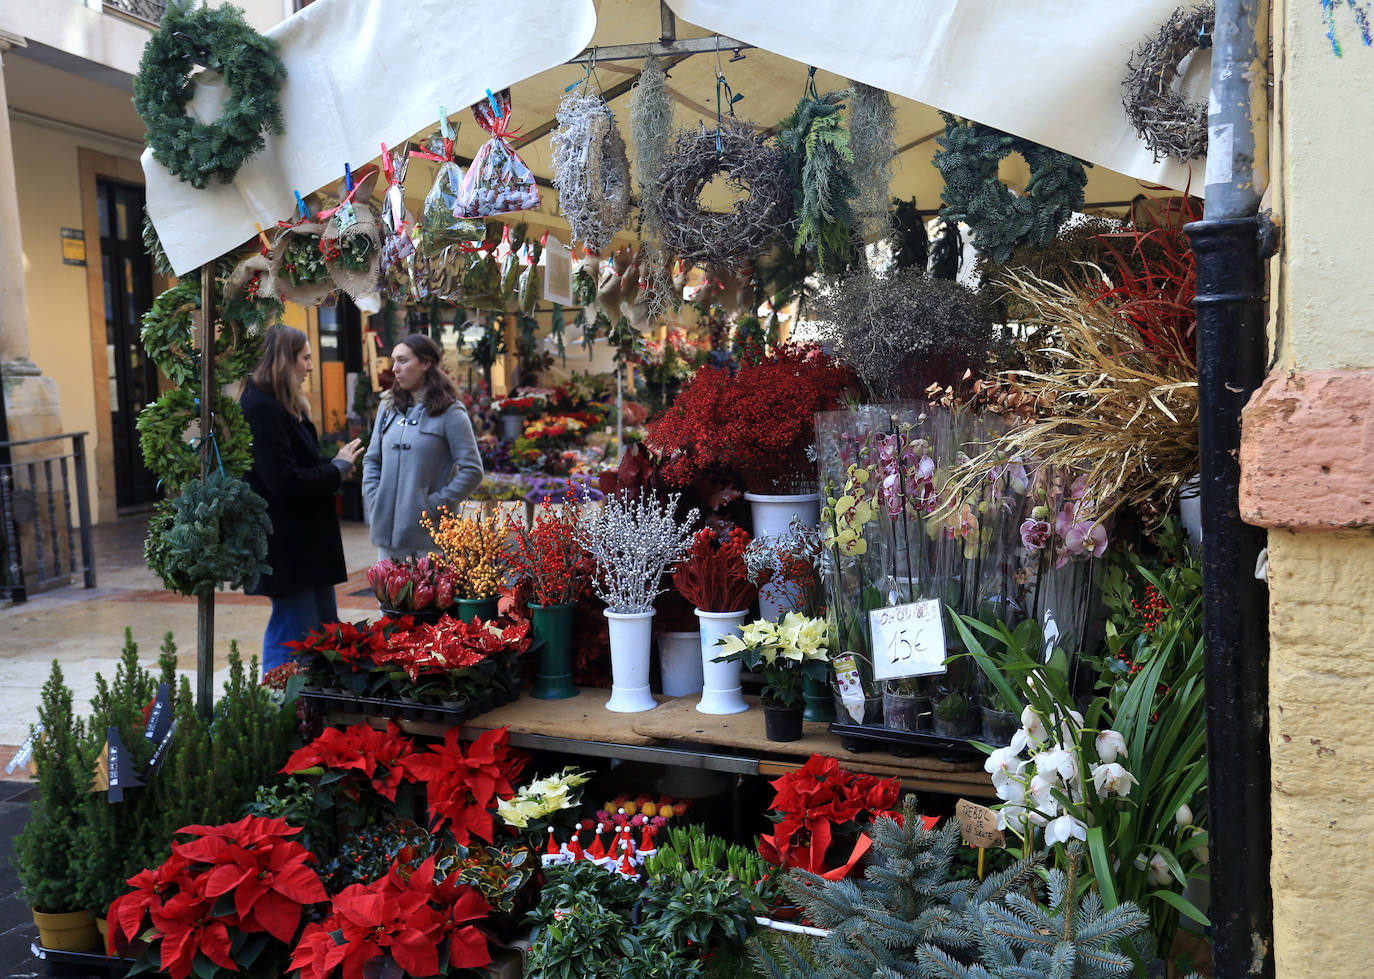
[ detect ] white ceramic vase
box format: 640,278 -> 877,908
604,609 -> 658,712
658,630 -> 703,697
745,492 -> 821,621
695,608 -> 750,715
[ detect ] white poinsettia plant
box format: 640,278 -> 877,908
713,611 -> 833,710
497,768 -> 591,841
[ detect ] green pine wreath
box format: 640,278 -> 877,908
137,388 -> 253,493
141,279 -> 272,389
144,472 -> 271,596
933,113 -> 1090,265
133,0 -> 287,190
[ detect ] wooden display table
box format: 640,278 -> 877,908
333,687 -> 993,799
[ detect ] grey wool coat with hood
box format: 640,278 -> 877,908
361,391 -> 484,556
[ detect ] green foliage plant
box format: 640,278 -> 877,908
12,662 -> 87,911
777,87 -> 858,273
639,868 -> 754,955
144,471 -> 271,596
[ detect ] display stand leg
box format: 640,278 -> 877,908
196,262 -> 216,720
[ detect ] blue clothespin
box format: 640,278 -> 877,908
294,190 -> 309,219
344,163 -> 353,193
485,88 -> 505,119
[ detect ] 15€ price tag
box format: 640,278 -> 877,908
870,599 -> 946,681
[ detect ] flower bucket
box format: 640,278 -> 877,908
456,597 -> 499,624
32,908 -> 100,952
500,412 -> 524,441
658,630 -> 704,697
745,492 -> 821,620
802,675 -> 835,722
695,608 -> 750,715
530,602 -> 578,700
605,609 -> 658,712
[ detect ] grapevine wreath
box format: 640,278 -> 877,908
144,472 -> 271,597
132,0 -> 287,189
1122,3 -> 1214,163
933,113 -> 1089,265
140,279 -> 272,389
137,388 -> 253,493
650,122 -> 793,270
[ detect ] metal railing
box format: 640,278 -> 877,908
0,433 -> 96,602
102,0 -> 168,27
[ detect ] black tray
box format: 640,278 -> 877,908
827,721 -> 991,761
299,688 -> 519,726
31,942 -> 135,978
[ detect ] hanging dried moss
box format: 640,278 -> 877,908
848,82 -> 897,244
551,93 -> 631,252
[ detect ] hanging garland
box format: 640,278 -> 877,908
551,93 -> 631,253
1122,3 -> 1214,163
137,388 -> 253,493
651,123 -> 793,270
140,279 -> 272,389
144,472 -> 271,596
933,113 -> 1089,265
133,0 -> 287,190
777,87 -> 858,273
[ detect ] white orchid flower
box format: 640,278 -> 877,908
1044,813 -> 1088,846
1147,853 -> 1173,886
1034,746 -> 1073,781
1175,803 -> 1193,828
1090,762 -> 1138,798
1020,706 -> 1048,744
985,747 -> 1028,793
1056,707 -> 1085,744
994,777 -> 1026,805
1029,773 -> 1061,817
1095,729 -> 1128,764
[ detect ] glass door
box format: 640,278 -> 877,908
98,178 -> 160,506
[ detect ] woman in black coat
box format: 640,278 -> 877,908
240,326 -> 363,674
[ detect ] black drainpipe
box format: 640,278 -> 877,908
1181,0 -> 1274,975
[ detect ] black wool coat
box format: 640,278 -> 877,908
240,380 -> 347,596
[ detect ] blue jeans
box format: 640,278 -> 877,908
263,585 -> 339,674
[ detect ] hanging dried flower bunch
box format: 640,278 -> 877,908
550,92 -> 631,253
628,57 -> 677,319
847,82 -> 897,244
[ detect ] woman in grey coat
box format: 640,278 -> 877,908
362,333 -> 484,559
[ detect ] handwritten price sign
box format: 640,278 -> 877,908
869,599 -> 947,681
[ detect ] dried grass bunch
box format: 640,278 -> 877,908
550,92 -> 631,253
961,267 -> 1199,519
808,266 -> 999,401
847,82 -> 897,244
649,122 -> 792,270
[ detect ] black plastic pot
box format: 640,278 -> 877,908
764,705 -> 804,742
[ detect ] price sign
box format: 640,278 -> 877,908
955,798 -> 1007,849
869,599 -> 946,681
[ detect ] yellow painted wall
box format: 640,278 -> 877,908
1269,0 -> 1374,971
11,118 -> 137,523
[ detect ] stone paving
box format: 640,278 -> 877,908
0,514 -> 379,752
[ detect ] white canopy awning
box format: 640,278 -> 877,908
667,0 -> 1201,196
143,0 -> 597,276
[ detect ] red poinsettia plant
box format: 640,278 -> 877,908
506,493 -> 593,606
373,616 -> 532,700
290,855 -> 492,979
673,526 -> 758,613
647,343 -> 853,493
282,721 -> 420,814
107,815 -> 327,978
404,726 -> 529,847
757,754 -> 909,877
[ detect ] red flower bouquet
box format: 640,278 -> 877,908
107,815 -> 327,978
404,726 -> 529,846
756,754 -> 905,877
673,527 -> 758,613
507,494 -> 593,606
646,343 -> 852,493
290,855 -> 491,979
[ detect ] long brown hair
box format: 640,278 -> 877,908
251,325 -> 311,420
389,333 -> 458,416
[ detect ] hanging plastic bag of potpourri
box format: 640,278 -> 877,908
412,124 -> 485,256
454,89 -> 542,218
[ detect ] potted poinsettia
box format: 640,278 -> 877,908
289,855 -> 492,978
711,612 -> 832,741
106,815 -> 327,977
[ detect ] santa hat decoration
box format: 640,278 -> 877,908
568,834 -> 586,860
546,828 -> 560,857
588,823 -> 607,861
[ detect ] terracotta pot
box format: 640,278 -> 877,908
32,907 -> 101,952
